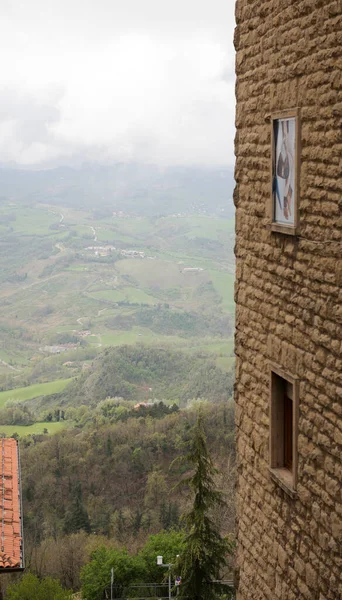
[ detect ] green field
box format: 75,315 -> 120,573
67,265 -> 90,272
0,421 -> 70,437
216,356 -> 235,371
186,339 -> 235,355
181,216 -> 235,240
9,208 -> 57,235
100,328 -> 156,346
116,259 -> 210,293
0,378 -> 73,407
209,270 -> 235,312
89,287 -> 159,305
100,327 -> 185,347
0,203 -> 235,386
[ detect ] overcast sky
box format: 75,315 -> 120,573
0,0 -> 236,169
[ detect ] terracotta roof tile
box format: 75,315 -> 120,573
0,439 -> 24,570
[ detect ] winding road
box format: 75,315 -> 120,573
0,360 -> 22,372
89,226 -> 97,241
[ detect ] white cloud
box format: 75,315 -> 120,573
0,0 -> 235,167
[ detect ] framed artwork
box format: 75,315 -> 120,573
270,109 -> 300,234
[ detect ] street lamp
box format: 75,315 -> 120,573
157,555 -> 172,600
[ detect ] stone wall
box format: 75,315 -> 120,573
234,1 -> 342,599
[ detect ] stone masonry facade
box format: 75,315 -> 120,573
234,1 -> 342,599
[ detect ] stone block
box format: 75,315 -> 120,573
306,562 -> 318,589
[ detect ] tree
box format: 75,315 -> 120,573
37,532 -> 88,591
177,410 -> 233,600
63,482 -> 91,534
80,546 -> 146,600
159,500 -> 180,530
144,470 -> 167,509
139,530 -> 186,584
6,572 -> 72,600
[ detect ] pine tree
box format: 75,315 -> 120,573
106,434 -> 113,457
178,410 -> 233,600
63,482 -> 91,534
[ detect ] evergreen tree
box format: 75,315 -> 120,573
133,508 -> 143,535
63,482 -> 91,534
170,502 -> 180,529
159,501 -> 180,530
178,410 -> 233,599
106,434 -> 113,457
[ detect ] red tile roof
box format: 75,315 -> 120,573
0,439 -> 24,570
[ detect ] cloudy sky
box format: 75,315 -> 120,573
0,0 -> 236,169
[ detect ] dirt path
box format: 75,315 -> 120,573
0,360 -> 22,372
48,209 -> 64,223
89,226 -> 97,242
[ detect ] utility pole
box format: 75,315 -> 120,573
168,565 -> 171,600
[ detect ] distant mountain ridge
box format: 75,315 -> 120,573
0,163 -> 235,217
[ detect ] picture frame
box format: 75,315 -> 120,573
270,108 -> 300,235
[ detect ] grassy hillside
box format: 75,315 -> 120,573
0,346 -> 233,438
0,200 -> 235,389
0,421 -> 69,437
0,378 -> 73,407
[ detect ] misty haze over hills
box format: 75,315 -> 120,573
0,163 -> 235,217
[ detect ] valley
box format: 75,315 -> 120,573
0,191 -> 235,422
0,168 -> 236,598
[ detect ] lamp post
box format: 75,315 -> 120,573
157,555 -> 172,600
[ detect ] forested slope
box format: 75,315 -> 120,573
54,345 -> 234,409
18,402 -> 235,592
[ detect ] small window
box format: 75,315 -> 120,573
269,365 -> 299,496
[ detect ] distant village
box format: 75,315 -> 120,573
39,344 -> 79,355
84,246 -> 147,259
84,245 -> 204,273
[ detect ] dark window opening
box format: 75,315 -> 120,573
284,394 -> 293,470
269,365 -> 298,494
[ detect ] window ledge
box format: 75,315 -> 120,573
269,468 -> 297,499
270,223 -> 298,236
